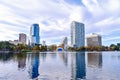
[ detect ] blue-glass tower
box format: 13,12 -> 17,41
30,24 -> 40,46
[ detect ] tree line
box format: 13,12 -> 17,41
68,44 -> 120,51
0,41 -> 120,52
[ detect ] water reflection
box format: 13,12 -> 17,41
71,52 -> 86,80
17,53 -> 26,70
40,52 -> 47,62
28,53 -> 39,79
0,52 -> 120,80
0,53 -> 14,62
87,52 -> 102,68
60,52 -> 68,66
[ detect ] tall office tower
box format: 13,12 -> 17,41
19,33 -> 27,44
30,24 -> 40,46
87,33 -> 102,47
62,37 -> 68,51
71,21 -> 85,48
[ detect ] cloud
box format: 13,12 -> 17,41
0,0 -> 120,46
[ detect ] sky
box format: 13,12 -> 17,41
0,0 -> 120,46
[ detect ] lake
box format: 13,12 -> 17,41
0,51 -> 120,80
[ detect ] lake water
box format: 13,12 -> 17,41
0,52 -> 120,80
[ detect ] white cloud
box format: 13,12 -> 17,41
0,0 -> 120,45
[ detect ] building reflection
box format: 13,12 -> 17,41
17,53 -> 26,70
28,53 -> 39,79
87,52 -> 102,68
71,52 -> 86,80
60,52 -> 68,66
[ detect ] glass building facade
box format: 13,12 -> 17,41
30,24 -> 40,46
71,21 -> 85,48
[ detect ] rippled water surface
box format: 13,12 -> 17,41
0,52 -> 120,80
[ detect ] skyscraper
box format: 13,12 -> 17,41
87,33 -> 102,47
71,21 -> 85,48
19,33 -> 27,44
30,24 -> 40,46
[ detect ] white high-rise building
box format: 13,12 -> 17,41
71,21 -> 85,48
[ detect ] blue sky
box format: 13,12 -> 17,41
0,0 -> 120,46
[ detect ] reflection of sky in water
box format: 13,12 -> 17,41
0,52 -> 120,80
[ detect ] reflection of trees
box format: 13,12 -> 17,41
87,52 -> 102,68
40,52 -> 47,61
51,53 -> 57,59
71,52 -> 86,80
0,52 -> 27,70
17,53 -> 26,70
0,53 -> 14,62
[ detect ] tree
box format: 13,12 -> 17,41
68,47 -> 75,51
76,46 -> 85,51
0,41 -> 15,51
40,45 -> 47,51
33,46 -> 40,50
86,46 -> 102,51
49,45 -> 57,51
86,46 -> 92,51
110,44 -> 119,51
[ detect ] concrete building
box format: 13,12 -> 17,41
19,33 -> 27,44
87,33 -> 102,47
62,37 -> 68,51
9,40 -> 22,45
71,21 -> 85,48
30,24 -> 40,46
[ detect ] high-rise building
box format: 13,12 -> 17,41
19,33 -> 27,44
30,24 -> 40,46
87,33 -> 102,47
62,37 -> 68,51
71,21 -> 85,48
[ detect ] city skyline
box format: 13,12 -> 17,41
0,0 -> 120,46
